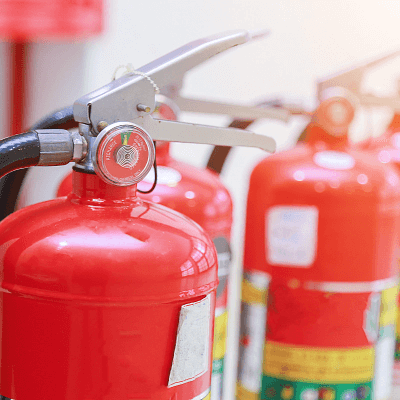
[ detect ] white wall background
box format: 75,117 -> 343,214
2,1 -> 400,399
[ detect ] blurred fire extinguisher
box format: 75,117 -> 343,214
316,52 -> 400,398
236,91 -> 400,400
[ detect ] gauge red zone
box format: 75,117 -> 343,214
96,124 -> 154,186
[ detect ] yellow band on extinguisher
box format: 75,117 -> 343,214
213,309 -> 228,360
263,341 -> 374,383
380,286 -> 399,328
241,279 -> 268,305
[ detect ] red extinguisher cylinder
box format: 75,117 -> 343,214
237,96 -> 400,400
0,171 -> 217,400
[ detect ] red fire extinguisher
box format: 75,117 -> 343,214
0,30 -> 276,400
236,92 -> 400,400
1,130 -> 218,400
316,53 -> 400,398
12,59 -> 288,400
53,94 -> 287,400
22,69 -> 288,400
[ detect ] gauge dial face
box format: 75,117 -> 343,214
93,123 -> 154,186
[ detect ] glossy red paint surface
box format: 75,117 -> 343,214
266,278 -> 372,347
244,135 -> 400,283
56,123 -> 233,305
58,147 -> 232,243
0,171 -> 217,400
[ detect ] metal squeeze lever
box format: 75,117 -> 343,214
317,49 -> 400,111
172,97 -> 291,122
139,115 -> 275,150
77,29 -> 289,125
149,30 -> 290,122
73,30 -> 276,153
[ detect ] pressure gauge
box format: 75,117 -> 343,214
93,122 -> 155,186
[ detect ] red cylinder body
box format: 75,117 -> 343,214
0,171 -> 217,400
56,100 -> 233,400
237,125 -> 400,400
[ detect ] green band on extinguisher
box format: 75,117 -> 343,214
212,357 -> 224,375
261,376 -> 372,400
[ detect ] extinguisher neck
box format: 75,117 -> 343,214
305,125 -> 349,149
70,170 -> 139,204
155,141 -> 171,164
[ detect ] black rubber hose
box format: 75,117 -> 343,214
206,99 -> 284,174
0,132 -> 41,220
0,132 -> 40,178
0,106 -> 76,221
31,105 -> 75,131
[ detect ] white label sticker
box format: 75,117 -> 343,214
143,166 -> 182,186
168,295 -> 211,387
267,206 -> 318,267
313,151 -> 355,170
